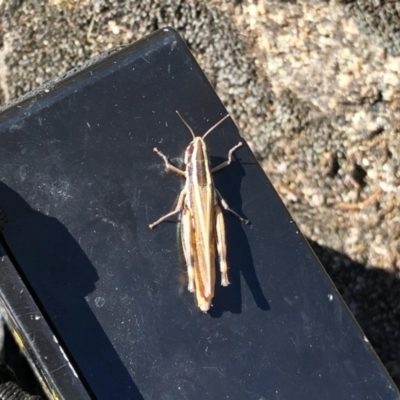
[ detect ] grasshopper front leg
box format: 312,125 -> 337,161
153,147 -> 185,176
216,189 -> 249,224
210,142 -> 243,173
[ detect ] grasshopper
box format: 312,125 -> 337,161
149,111 -> 248,312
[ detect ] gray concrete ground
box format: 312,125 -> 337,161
1,0 -> 400,388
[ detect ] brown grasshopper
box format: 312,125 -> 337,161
149,111 -> 248,312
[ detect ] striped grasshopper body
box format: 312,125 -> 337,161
149,111 -> 248,312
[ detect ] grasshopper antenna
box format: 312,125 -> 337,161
176,110 -> 196,139
202,114 -> 230,139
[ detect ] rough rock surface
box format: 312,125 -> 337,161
0,0 -> 400,388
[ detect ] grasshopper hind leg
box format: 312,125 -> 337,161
181,206 -> 195,293
215,205 -> 229,286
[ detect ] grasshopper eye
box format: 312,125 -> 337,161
186,143 -> 194,156
184,142 -> 194,165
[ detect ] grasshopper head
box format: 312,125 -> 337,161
184,137 -> 208,165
